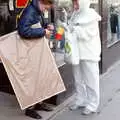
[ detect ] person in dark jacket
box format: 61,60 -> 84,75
18,0 -> 54,119
18,0 -> 54,39
110,13 -> 118,33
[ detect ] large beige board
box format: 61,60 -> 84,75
0,32 -> 66,110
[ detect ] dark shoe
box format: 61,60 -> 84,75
25,109 -> 42,119
34,103 -> 53,111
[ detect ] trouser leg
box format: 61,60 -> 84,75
81,60 -> 100,111
72,63 -> 87,106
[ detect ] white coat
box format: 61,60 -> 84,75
67,0 -> 102,62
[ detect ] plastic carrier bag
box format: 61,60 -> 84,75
64,31 -> 80,65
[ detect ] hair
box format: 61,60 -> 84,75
41,0 -> 54,5
72,0 -> 77,1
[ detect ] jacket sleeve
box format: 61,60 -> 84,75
73,22 -> 99,41
18,7 -> 46,39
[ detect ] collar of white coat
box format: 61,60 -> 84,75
69,0 -> 101,25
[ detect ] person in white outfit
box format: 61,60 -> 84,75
63,0 -> 101,115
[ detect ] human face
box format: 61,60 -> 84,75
44,4 -> 52,11
38,1 -> 52,12
73,0 -> 79,11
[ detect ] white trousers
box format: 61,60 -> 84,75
72,60 -> 100,111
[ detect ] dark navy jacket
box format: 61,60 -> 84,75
18,0 -> 47,38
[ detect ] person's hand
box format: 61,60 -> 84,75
47,24 -> 54,31
62,8 -> 68,22
45,29 -> 51,39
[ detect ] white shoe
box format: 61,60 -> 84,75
69,104 -> 85,111
81,108 -> 96,115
